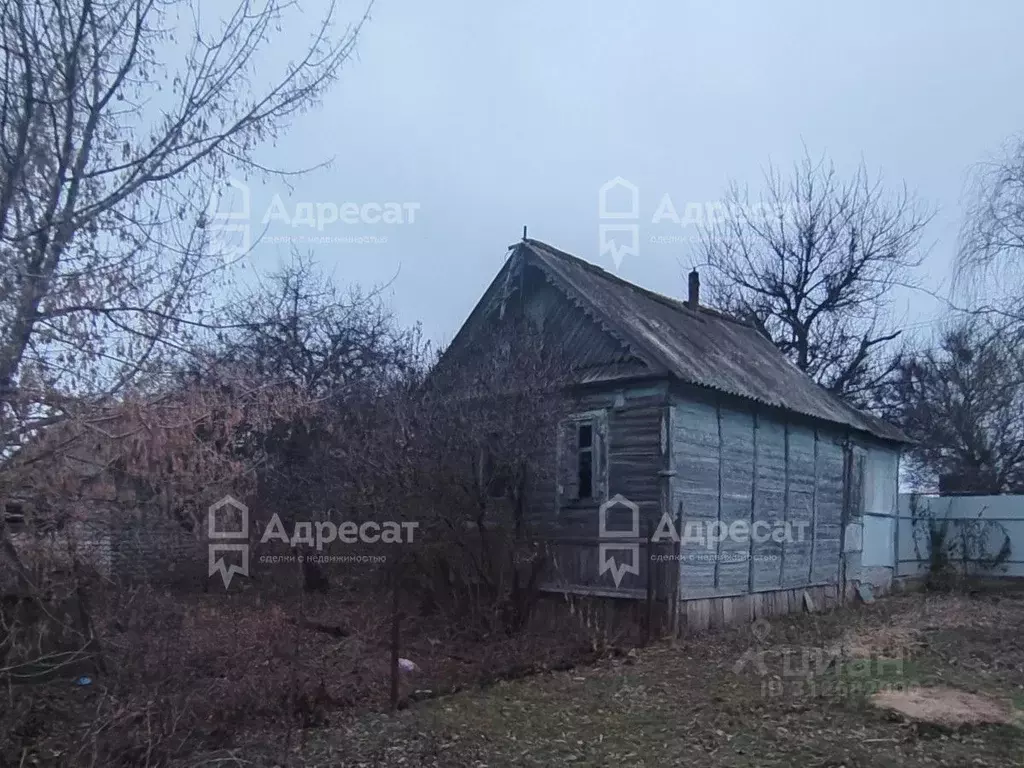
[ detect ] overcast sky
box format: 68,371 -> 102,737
230,0 -> 1024,346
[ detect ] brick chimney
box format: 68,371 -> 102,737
687,268 -> 700,309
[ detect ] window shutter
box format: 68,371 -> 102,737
556,418 -> 578,507
557,410 -> 610,506
594,411 -> 609,502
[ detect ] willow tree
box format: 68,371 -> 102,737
958,133 -> 1024,323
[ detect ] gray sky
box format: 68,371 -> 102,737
233,0 -> 1024,346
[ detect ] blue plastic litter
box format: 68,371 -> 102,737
75,676 -> 92,686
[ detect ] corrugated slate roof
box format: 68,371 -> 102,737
520,239 -> 909,443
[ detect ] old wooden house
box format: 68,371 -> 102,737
448,237 -> 908,628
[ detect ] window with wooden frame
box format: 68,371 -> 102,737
558,411 -> 607,504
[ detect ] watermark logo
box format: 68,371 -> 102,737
206,178 -> 252,262
205,177 -> 420,259
598,493 -> 640,587
206,500 -> 418,589
652,518 -> 809,550
598,177 -> 640,271
207,495 -> 250,588
732,619 -> 908,700
260,513 -> 418,549
595,179 -> 803,264
594,494 -> 810,584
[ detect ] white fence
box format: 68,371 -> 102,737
889,494 -> 1024,579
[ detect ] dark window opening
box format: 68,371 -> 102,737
577,422 -> 594,499
481,435 -> 512,499
483,448 -> 512,498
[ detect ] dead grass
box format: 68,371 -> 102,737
839,624 -> 925,659
2,585 -> 596,765
271,589 -> 1024,767
10,588 -> 1024,766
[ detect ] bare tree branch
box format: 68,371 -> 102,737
698,150 -> 930,407
0,0 -> 369,459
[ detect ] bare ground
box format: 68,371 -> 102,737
870,687 -> 1018,729
8,587 -> 1024,766
219,588 -> 1024,767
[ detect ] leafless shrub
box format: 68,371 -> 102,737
908,493 -> 1012,592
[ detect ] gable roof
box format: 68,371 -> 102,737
508,238 -> 908,443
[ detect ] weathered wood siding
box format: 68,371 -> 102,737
674,399 -> 719,596
512,262 -> 897,602
540,383 -> 672,595
839,436 -> 898,591
671,390 -> 848,599
859,442 -> 900,591
813,434 -> 846,585
608,404 -> 663,509
719,408 -> 755,593
516,267 -> 653,532
783,424 -> 815,586
752,418 -> 785,588
521,269 -> 647,377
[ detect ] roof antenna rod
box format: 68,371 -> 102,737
522,225 -> 527,241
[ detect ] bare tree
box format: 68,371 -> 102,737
699,152 -> 930,406
958,133 -> 1024,322
0,0 -> 367,462
210,254 -> 423,590
221,253 -> 418,400
879,317 -> 1024,493
0,0 -> 365,717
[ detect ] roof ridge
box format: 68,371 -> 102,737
522,238 -> 753,329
